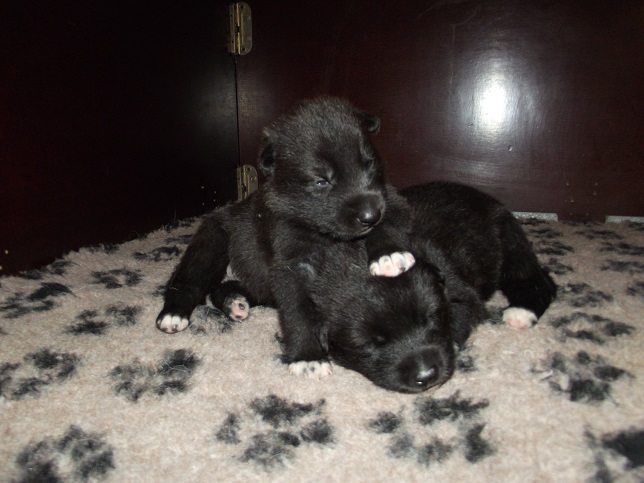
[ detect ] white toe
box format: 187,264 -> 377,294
288,361 -> 332,379
370,252 -> 415,277
156,314 -> 190,333
392,251 -> 415,272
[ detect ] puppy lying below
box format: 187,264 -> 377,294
217,181 -> 557,393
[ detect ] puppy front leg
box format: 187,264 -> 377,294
282,315 -> 332,380
367,186 -> 415,277
273,277 -> 331,380
442,268 -> 489,347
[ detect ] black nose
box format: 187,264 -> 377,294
415,365 -> 439,388
398,347 -> 445,392
357,208 -> 381,227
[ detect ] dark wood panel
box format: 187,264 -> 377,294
237,0 -> 643,221
0,1 -> 238,275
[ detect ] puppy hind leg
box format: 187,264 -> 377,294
502,307 -> 537,329
157,217 -> 230,333
497,213 -> 557,328
211,280 -> 254,321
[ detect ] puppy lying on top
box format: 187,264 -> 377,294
217,181 -> 556,393
156,97 -> 415,373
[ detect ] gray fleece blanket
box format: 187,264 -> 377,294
1,217 -> 643,482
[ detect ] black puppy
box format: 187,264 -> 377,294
156,97 -> 414,376
296,181 -> 556,393
403,182 -> 556,329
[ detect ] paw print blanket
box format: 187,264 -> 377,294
1,218 -> 642,481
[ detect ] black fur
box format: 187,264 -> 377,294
157,97 -> 411,365
297,181 -> 556,393
402,182 -> 556,319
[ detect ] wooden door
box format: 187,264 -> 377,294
235,0 -> 643,221
1,1 -> 239,274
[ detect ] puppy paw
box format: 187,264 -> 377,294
288,361 -> 332,380
503,307 -> 537,329
156,314 -> 190,333
370,252 -> 416,277
222,294 -> 250,321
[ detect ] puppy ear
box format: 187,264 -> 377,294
258,139 -> 275,178
358,111 -> 380,134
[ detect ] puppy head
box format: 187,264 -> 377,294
259,97 -> 388,240
326,262 -> 457,393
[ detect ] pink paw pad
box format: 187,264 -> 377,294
225,296 -> 250,320
370,251 -> 415,277
502,307 -> 537,329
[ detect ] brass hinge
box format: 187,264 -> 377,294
237,165 -> 258,200
228,2 -> 252,55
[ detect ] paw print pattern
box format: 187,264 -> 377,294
367,391 -> 494,467
549,311 -> 634,345
559,282 -> 613,308
455,346 -> 477,373
626,281 -> 644,298
575,228 -> 624,241
586,428 -> 644,481
543,257 -> 574,276
133,245 -> 182,262
152,284 -> 167,298
599,242 -> 644,257
109,349 -> 200,402
214,394 -> 334,469
535,351 -> 632,403
12,425 -> 115,481
0,283 -> 74,319
65,305 -> 142,335
533,240 -> 575,257
624,221 -> 644,232
19,260 -> 73,280
161,217 -> 199,232
600,260 -> 644,275
85,242 -> 120,255
91,268 -> 142,289
522,225 -> 563,240
164,234 -> 193,245
0,349 -> 80,400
